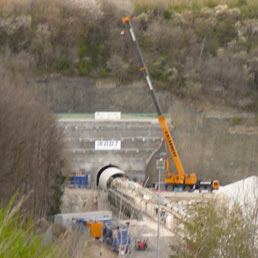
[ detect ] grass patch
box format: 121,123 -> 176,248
57,56 -> 72,74
131,0 -> 258,10
231,116 -> 243,125
0,194 -> 59,258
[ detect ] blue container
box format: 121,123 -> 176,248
103,221 -> 131,254
73,175 -> 88,188
76,217 -> 111,226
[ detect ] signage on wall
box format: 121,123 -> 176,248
95,112 -> 121,120
95,140 -> 121,150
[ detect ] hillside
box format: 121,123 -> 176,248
0,0 -> 258,114
0,2 -> 257,255
146,99 -> 258,186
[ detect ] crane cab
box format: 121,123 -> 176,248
212,180 -> 220,190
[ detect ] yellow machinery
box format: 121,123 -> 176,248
87,221 -> 103,239
122,16 -> 219,192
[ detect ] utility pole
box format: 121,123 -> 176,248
156,152 -> 166,258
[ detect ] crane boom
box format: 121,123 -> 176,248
122,16 -> 162,116
122,16 -> 219,191
122,16 -> 185,182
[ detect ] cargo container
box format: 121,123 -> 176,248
72,174 -> 90,188
103,220 -> 131,255
89,221 -> 103,239
76,217 -> 111,227
54,211 -> 112,228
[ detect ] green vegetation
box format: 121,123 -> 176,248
0,0 -> 258,112
0,195 -> 58,258
231,116 -> 243,125
132,0 -> 258,12
170,200 -> 258,258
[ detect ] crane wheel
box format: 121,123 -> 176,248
166,185 -> 173,192
185,185 -> 191,192
199,186 -> 205,192
207,186 -> 212,192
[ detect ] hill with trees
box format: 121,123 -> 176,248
1,0 -> 257,213
0,0 -> 258,114
0,1 -> 257,256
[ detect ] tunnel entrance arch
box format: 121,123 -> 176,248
96,164 -> 118,187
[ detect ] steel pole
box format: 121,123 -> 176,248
157,168 -> 161,258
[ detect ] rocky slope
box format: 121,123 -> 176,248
146,99 -> 258,185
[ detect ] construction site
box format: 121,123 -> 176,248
1,1 -> 258,257
53,17 -> 258,258
56,114 -> 258,257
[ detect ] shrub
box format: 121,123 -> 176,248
170,200 -> 258,258
241,2 -> 258,18
77,59 -> 92,75
107,54 -> 130,83
0,194 -> 59,258
199,55 -> 249,105
0,0 -> 257,113
98,67 -> 110,77
57,56 -> 72,74
236,0 -> 248,7
214,17 -> 239,46
163,8 -> 172,20
231,116 -> 243,125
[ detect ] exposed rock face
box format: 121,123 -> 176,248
31,78 -> 172,113
145,100 -> 258,186
59,118 -> 163,183
38,77 -> 257,186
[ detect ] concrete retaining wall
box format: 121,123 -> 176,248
58,118 -> 163,185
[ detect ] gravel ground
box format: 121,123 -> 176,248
61,188 -> 175,257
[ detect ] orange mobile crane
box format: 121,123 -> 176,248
122,16 -> 219,192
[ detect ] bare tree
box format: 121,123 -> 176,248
0,78 -> 67,220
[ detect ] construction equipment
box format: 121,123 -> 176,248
108,188 -> 143,220
135,238 -> 148,251
87,221 -> 103,239
122,16 -> 220,192
103,220 -> 131,255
